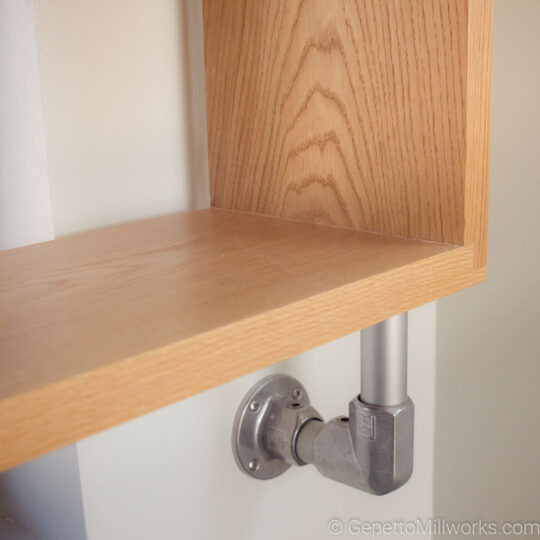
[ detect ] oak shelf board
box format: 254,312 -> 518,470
0,208 -> 483,471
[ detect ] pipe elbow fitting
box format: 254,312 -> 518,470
304,396 -> 414,495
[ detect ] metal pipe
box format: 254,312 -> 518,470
361,312 -> 408,406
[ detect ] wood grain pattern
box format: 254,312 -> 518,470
464,0 -> 493,267
204,0 -> 492,258
0,209 -> 482,471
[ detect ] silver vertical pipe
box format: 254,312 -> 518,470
361,312 -> 408,406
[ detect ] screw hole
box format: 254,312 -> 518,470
338,416 -> 349,423
289,402 -> 301,408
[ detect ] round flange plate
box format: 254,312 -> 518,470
232,374 -> 310,479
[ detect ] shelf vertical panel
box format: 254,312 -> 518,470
204,0 -> 492,259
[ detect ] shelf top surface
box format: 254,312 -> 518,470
0,208 -> 454,401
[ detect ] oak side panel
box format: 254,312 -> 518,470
204,0 -> 469,244
464,0 -> 493,267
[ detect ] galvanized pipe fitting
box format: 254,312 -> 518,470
295,397 -> 414,494
232,313 -> 414,495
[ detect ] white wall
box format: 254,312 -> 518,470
1,1 -> 438,538
35,0 -> 209,235
0,2 -> 84,540
0,446 -> 86,540
0,0 -> 54,250
434,1 -> 540,537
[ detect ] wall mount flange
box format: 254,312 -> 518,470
232,374 -> 322,480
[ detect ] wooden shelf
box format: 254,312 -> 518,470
0,0 -> 492,472
0,208 -> 483,471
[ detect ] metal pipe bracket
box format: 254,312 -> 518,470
232,374 -> 414,495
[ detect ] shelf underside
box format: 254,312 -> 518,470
0,208 -> 483,470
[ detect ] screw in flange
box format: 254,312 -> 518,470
249,401 -> 260,413
292,388 -> 303,400
248,459 -> 259,471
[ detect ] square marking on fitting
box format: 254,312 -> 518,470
358,413 -> 376,439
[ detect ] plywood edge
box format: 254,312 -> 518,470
0,244 -> 481,471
